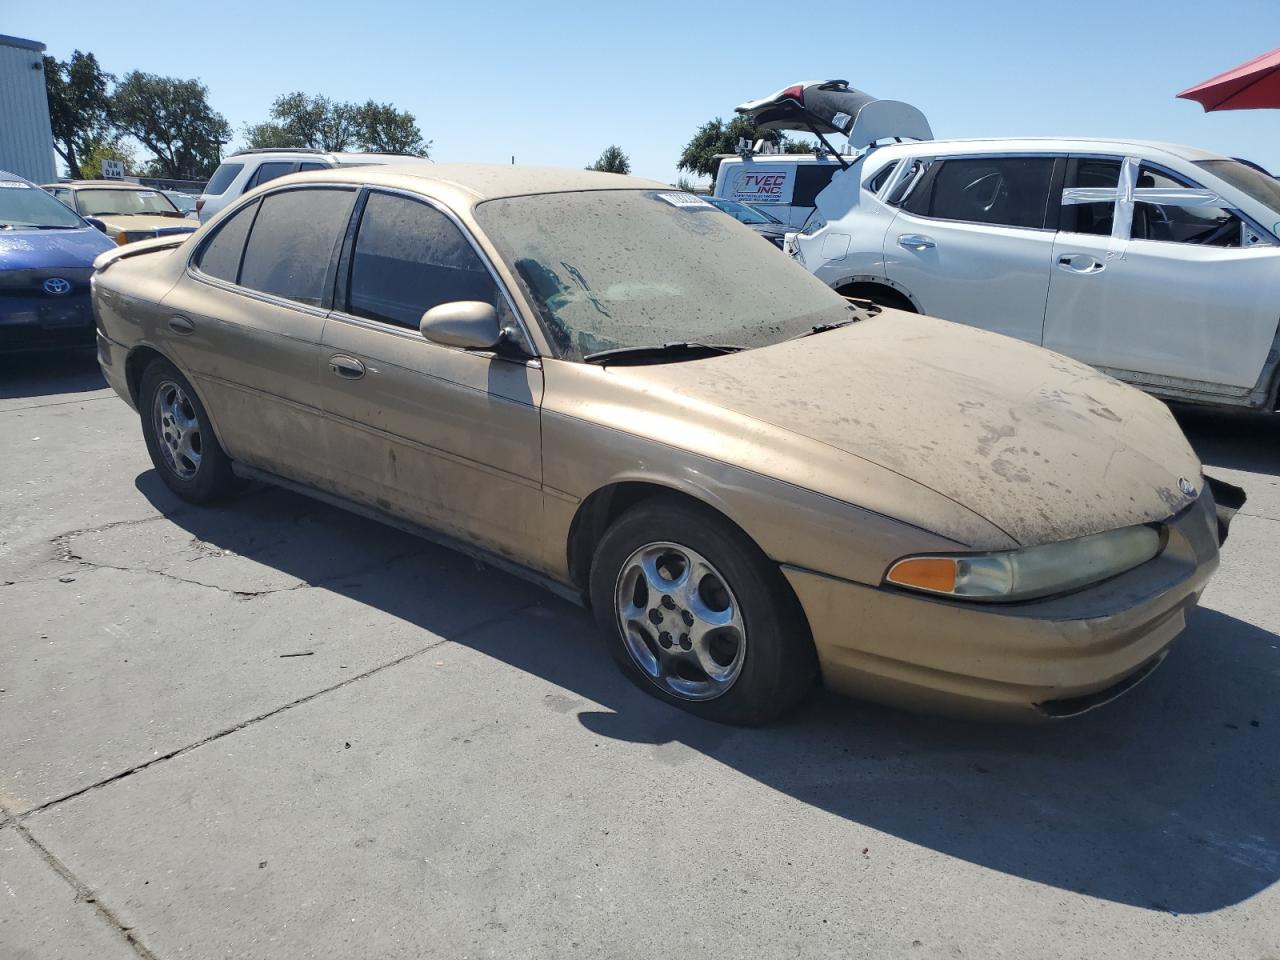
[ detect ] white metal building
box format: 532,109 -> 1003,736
0,34 -> 56,183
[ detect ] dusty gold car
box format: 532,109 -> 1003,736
43,180 -> 197,246
90,164 -> 1242,725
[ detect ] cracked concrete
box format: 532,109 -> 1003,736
3,357 -> 1279,960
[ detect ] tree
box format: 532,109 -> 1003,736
112,72 -> 230,179
80,135 -> 137,178
242,121 -> 303,149
587,145 -> 631,175
249,93 -> 429,156
355,101 -> 430,155
678,117 -> 812,186
43,51 -> 113,179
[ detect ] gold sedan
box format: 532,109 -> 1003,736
44,180 -> 197,246
90,164 -> 1242,724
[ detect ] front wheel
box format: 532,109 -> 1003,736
139,358 -> 239,503
589,498 -> 817,725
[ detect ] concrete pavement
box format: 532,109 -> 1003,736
2,352 -> 1278,959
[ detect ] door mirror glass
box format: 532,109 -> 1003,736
420,301 -> 501,350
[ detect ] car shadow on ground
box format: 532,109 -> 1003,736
0,349 -> 104,400
136,471 -> 1280,917
1174,404 -> 1280,476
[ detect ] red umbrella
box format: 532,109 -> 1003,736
1178,48 -> 1280,111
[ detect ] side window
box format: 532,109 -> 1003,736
866,160 -> 899,195
203,163 -> 243,196
1132,164 -> 1243,247
193,199 -> 259,282
890,158 -> 931,208
239,188 -> 355,306
247,161 -> 297,190
298,162 -> 328,172
918,157 -> 1056,229
1061,158 -> 1121,236
346,192 -> 501,329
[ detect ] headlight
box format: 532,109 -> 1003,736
885,525 -> 1162,602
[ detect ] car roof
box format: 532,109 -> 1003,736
278,163 -> 672,203
868,137 -> 1227,162
47,180 -> 159,190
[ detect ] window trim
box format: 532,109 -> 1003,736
186,184 -> 359,315
328,185 -> 539,359
894,153 -> 1064,232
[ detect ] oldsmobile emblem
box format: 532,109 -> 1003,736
1179,477 -> 1198,498
42,277 -> 72,296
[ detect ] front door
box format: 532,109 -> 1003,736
882,154 -> 1060,343
318,190 -> 546,567
1043,157 -> 1280,391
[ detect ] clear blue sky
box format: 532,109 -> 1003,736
7,0 -> 1280,182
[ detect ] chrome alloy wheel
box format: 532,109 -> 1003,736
152,380 -> 202,480
614,541 -> 746,701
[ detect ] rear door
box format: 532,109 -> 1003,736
1043,157 -> 1280,391
318,189 -> 546,566
165,185 -> 357,481
881,154 -> 1062,343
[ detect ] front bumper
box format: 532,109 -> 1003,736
784,488 -> 1223,720
0,293 -> 96,352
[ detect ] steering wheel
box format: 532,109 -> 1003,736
1189,217 -> 1240,247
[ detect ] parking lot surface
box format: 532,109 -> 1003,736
2,352 -> 1278,960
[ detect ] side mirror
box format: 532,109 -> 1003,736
85,217 -> 108,233
419,301 -> 502,351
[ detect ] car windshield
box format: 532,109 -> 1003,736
0,180 -> 84,228
75,188 -> 181,217
707,197 -> 782,225
475,190 -> 850,361
1195,159 -> 1280,217
167,193 -> 197,213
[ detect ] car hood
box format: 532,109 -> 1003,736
0,227 -> 116,270
97,215 -> 197,235
626,312 -> 1203,547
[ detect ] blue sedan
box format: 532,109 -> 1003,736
1,170 -> 116,352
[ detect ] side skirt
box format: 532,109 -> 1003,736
230,462 -> 587,608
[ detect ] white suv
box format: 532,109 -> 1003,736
791,137 -> 1280,412
197,149 -> 431,222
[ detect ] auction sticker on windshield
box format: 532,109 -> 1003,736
0,181 -> 32,188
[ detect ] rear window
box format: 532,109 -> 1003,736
204,164 -> 243,196
238,188 -> 356,307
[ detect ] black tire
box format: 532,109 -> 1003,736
589,497 -> 817,725
839,285 -> 917,313
138,357 -> 239,503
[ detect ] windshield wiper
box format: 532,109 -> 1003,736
583,341 -> 744,366
790,318 -> 860,340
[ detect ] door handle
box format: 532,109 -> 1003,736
167,315 -> 194,335
898,234 -> 936,251
328,355 -> 366,379
1057,254 -> 1105,274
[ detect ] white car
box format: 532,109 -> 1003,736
791,137 -> 1280,412
197,149 -> 431,222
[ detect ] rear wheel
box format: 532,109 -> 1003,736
139,358 -> 239,503
589,498 -> 817,725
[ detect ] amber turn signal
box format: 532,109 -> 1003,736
886,557 -> 957,593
